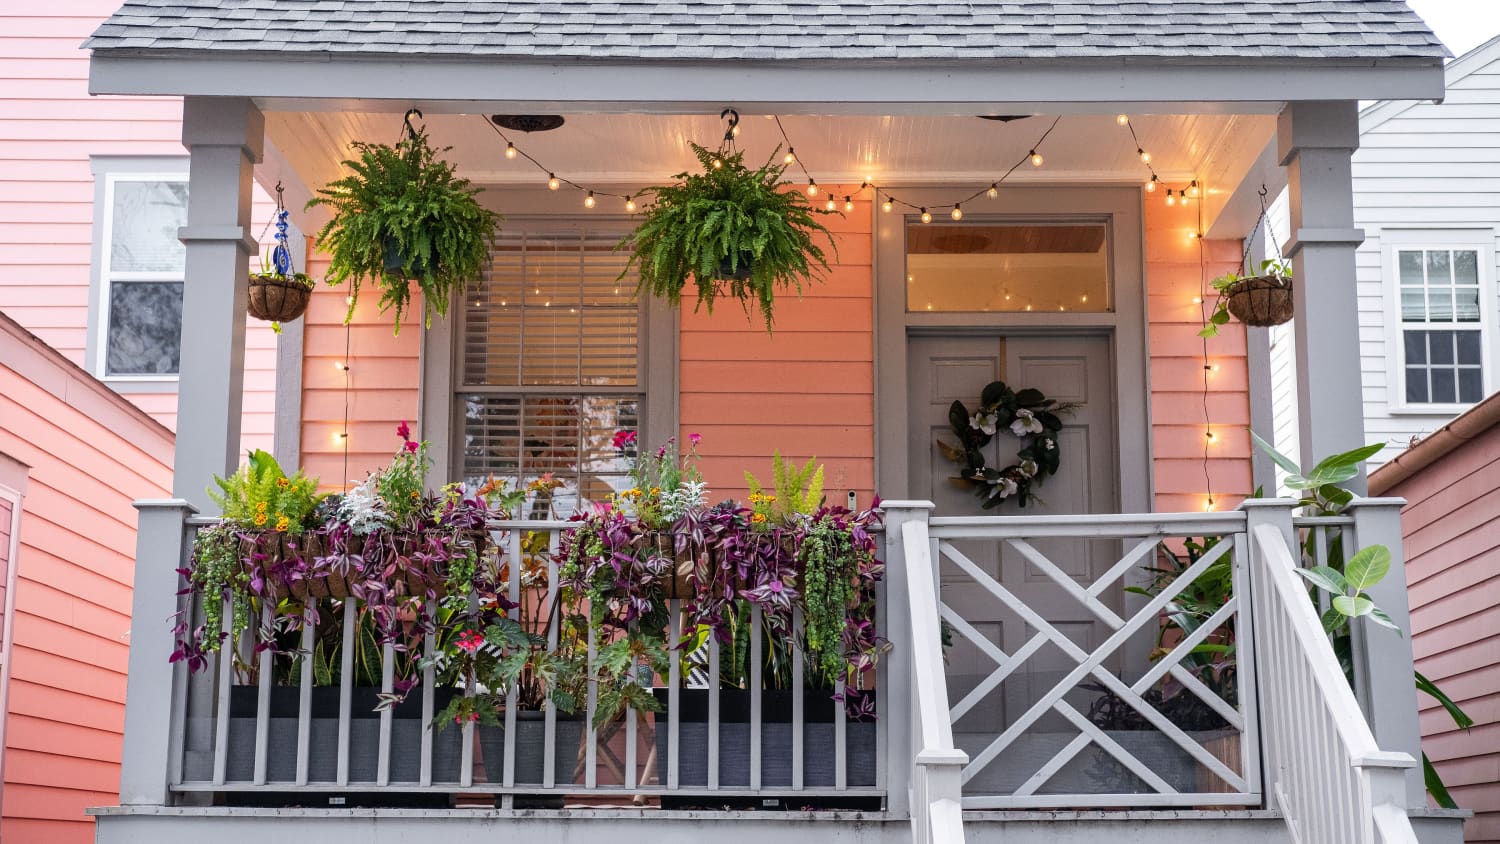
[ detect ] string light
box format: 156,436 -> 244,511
505,142 -> 517,159
547,173 -> 560,190
1116,114 -> 1129,126
882,199 -> 893,213
844,196 -> 854,213
1138,148 -> 1152,164
785,148 -> 797,165
920,208 -> 932,224
806,180 -> 818,197
951,204 -> 963,221
1146,175 -> 1159,193
584,191 -> 596,208
1187,180 -> 1200,198
1029,149 -> 1044,166
1165,189 -> 1176,207
987,183 -> 999,199
333,361 -> 349,372
625,196 -> 637,213
825,197 -> 837,212
1204,497 -> 1216,512
1205,430 -> 1217,442
711,158 -> 723,169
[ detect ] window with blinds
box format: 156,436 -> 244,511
457,226 -> 641,511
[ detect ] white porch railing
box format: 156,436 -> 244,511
1247,518 -> 1418,844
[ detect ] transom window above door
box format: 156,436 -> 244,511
905,222 -> 1111,313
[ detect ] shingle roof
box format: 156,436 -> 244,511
84,1 -> 1448,62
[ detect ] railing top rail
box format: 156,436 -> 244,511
1250,523 -> 1391,762
1292,515 -> 1357,528
929,510 -> 1246,539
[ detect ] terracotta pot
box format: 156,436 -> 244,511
1224,274 -> 1294,327
247,274 -> 312,323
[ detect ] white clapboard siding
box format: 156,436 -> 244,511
1271,36 -> 1500,470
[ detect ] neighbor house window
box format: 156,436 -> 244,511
95,173 -> 189,378
456,225 -> 642,513
1395,245 -> 1489,406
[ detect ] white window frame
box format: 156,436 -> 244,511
90,166 -> 190,385
1382,230 -> 1497,414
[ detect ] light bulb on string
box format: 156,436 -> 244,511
785,148 -> 797,165
1146,175 -> 1159,193
951,205 -> 963,221
825,197 -> 837,212
625,196 -> 637,213
1204,497 -> 1216,512
1205,430 -> 1217,443
843,196 -> 854,213
711,158 -> 723,169
547,174 -> 560,190
1029,149 -> 1043,166
881,199 -> 893,213
920,208 -> 932,224
505,142 -> 517,159
1187,180 -> 1200,198
1116,114 -> 1129,126
1138,148 -> 1151,164
1165,189 -> 1176,207
806,180 -> 818,197
987,183 -> 999,199
584,191 -> 596,209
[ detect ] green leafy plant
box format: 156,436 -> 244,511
1200,258 -> 1292,338
1252,432 -> 1473,807
307,123 -> 499,334
209,449 -> 323,532
621,143 -> 836,331
745,451 -> 824,522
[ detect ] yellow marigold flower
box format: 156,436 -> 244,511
650,487 -> 662,496
276,477 -> 290,488
751,512 -> 767,524
275,515 -> 290,532
256,500 -> 268,511
253,512 -> 268,526
410,490 -> 420,500
765,495 -> 777,502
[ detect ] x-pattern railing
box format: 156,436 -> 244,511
932,517 -> 1260,808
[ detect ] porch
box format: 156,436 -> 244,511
109,498 -> 1451,844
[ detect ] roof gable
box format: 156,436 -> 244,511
86,0 -> 1448,62
1361,32 -> 1500,134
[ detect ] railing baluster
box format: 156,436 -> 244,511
504,528 -> 522,788
708,634 -> 720,791
377,640 -> 393,785
668,597 -> 681,791
336,596 -> 354,786
211,595 -> 233,785
792,608 -> 804,792
296,599 -> 314,786
750,604 -> 762,791
420,604 -> 435,786
545,529 -> 561,788
834,675 -> 847,791
586,613 -> 598,789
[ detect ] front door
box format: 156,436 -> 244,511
907,333 -> 1121,791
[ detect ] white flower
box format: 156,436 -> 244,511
1019,459 -> 1039,478
969,410 -> 998,436
987,477 -> 1019,500
1043,438 -> 1055,451
1010,408 -> 1044,436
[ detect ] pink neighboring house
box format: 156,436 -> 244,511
0,312 -> 173,842
1371,397 -> 1500,843
1,5 -> 279,841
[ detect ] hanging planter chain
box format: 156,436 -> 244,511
247,181 -> 313,324
1220,185 -> 1295,328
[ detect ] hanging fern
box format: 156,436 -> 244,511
621,143 -> 836,331
307,124 -> 500,334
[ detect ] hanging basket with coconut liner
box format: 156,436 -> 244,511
1224,274 -> 1294,327
247,275 -> 313,322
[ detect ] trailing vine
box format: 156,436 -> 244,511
801,515 -> 856,684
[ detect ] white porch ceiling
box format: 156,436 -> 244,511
265,110 -> 1276,236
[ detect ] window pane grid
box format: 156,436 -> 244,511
458,226 -> 642,512
103,177 -> 188,376
1397,247 -> 1485,405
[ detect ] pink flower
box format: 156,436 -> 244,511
455,630 -> 483,654
688,432 -> 702,447
396,420 -> 411,442
612,430 -> 637,450
404,440 -> 418,453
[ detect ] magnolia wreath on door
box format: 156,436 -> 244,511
937,380 -> 1074,508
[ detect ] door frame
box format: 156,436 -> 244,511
873,184 -> 1151,513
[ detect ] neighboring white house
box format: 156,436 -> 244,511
1270,34 -> 1500,470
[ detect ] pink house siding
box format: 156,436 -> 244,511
0,312 -> 173,844
1374,405 -> 1500,843
1,5 -> 278,453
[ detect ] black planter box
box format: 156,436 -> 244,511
652,688 -> 877,799
215,686 -> 462,787
476,711 -> 585,786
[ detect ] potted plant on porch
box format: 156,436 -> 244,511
1199,257 -> 1295,338
307,114 -> 500,335
621,143 -> 836,331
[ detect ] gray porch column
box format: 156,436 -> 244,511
175,97 -> 263,510
119,500 -> 195,804
1349,498 -> 1425,808
1279,101 -> 1368,491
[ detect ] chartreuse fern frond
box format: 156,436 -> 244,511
744,451 -> 825,520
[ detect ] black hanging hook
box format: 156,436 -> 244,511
402,108 -> 424,142
720,107 -> 740,146
273,180 -> 285,211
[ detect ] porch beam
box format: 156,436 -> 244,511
174,97 -> 263,510
1278,101 -> 1368,490
90,56 -> 1443,114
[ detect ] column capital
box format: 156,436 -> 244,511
181,96 -> 265,163
1277,100 -> 1360,163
